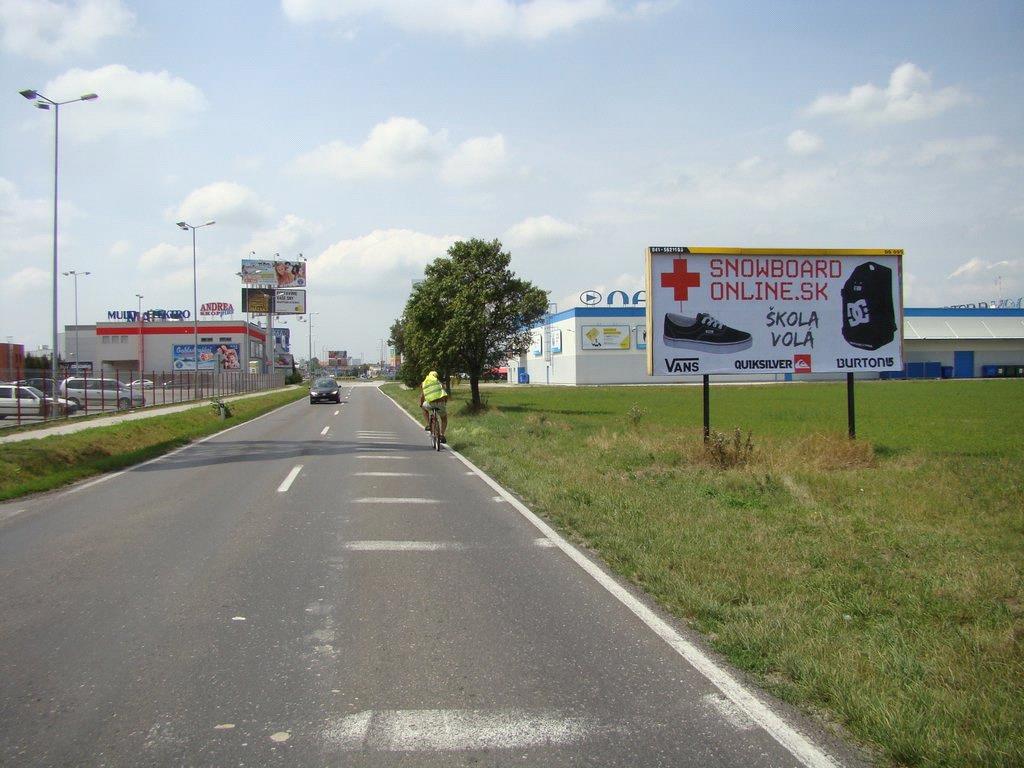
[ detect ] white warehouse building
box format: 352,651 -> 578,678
509,307 -> 1024,385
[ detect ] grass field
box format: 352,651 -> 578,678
0,388 -> 305,500
384,379 -> 1023,767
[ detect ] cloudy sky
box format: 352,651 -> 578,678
1,0 -> 1022,359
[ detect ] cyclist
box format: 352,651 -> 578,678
419,370 -> 448,444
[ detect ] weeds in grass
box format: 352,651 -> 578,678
626,403 -> 648,426
703,428 -> 754,469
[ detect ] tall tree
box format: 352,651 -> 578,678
393,238 -> 547,407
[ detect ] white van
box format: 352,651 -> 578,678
59,378 -> 145,410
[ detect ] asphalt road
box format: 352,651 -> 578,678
0,383 -> 861,767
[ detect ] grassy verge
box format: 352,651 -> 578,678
383,380 -> 1023,767
0,388 -> 305,500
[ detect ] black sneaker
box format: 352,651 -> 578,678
664,312 -> 753,352
439,435 -> 447,444
424,425 -> 430,431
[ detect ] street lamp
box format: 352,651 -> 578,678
176,220 -> 215,379
61,270 -> 90,374
301,312 -> 319,373
20,88 -> 98,388
135,294 -> 144,386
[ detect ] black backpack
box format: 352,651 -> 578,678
841,262 -> 896,350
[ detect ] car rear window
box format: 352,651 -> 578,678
314,378 -> 336,387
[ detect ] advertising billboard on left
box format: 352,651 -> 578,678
173,343 -> 242,370
241,288 -> 274,313
240,259 -> 307,287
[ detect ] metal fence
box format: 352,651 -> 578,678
0,368 -> 287,430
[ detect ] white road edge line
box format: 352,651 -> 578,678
277,465 -> 303,493
354,472 -> 424,477
63,396 -> 306,496
378,387 -> 841,768
321,426 -> 330,436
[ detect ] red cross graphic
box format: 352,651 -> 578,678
660,258 -> 701,301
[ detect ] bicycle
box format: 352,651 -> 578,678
426,404 -> 443,451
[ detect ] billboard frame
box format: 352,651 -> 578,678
645,246 -> 904,441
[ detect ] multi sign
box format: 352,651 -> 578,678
645,247 -> 904,375
107,309 -> 189,321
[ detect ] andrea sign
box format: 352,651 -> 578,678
107,309 -> 190,321
200,302 -> 234,317
645,247 -> 904,376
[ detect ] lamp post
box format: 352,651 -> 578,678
305,312 -> 319,374
176,220 -> 215,381
135,293 -> 144,389
19,88 -> 98,388
61,270 -> 90,375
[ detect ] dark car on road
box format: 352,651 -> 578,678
309,377 -> 340,404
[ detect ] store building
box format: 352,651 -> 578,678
60,319 -> 268,377
510,307 -> 1024,385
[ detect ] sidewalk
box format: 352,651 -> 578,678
0,386 -> 299,445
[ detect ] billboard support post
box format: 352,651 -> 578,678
702,375 -> 710,443
847,373 -> 856,439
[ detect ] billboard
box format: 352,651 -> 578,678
581,325 -> 631,350
634,325 -> 647,350
240,259 -> 307,287
241,288 -> 274,313
273,328 -> 290,354
172,343 -> 242,370
530,332 -> 543,357
274,352 -> 294,369
274,289 -> 306,314
646,247 -> 903,375
550,329 -> 563,354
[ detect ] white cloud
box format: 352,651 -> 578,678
786,129 -> 823,156
173,182 -> 274,228
295,117 -> 511,185
244,214 -> 323,256
309,229 -> 460,292
912,135 -> 999,169
505,214 -> 584,248
0,177 -> 79,264
295,117 -> 446,180
806,62 -> 966,126
948,257 -> 1022,280
440,134 -> 508,185
138,242 -> 191,272
4,266 -> 49,290
281,0 -> 643,41
41,64 -> 206,141
109,239 -> 130,257
0,0 -> 134,61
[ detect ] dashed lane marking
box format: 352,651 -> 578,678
322,709 -> 598,752
352,497 -> 438,504
277,465 -> 303,493
341,541 -> 466,551
321,426 -> 330,436
356,455 -> 408,460
334,410 -> 340,416
354,472 -> 424,477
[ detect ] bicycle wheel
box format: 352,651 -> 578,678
430,413 -> 442,451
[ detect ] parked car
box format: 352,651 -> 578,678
13,377 -> 58,396
128,379 -> 156,390
309,377 -> 341,404
0,384 -> 76,418
59,377 -> 145,410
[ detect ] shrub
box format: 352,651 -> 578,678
705,428 -> 754,469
